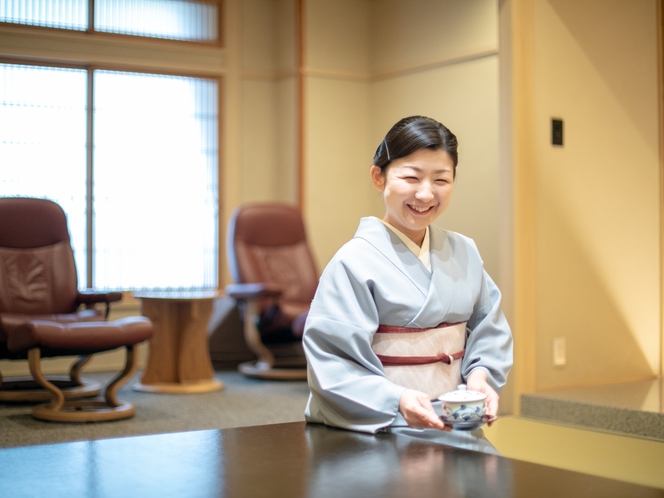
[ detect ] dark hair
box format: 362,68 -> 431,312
373,115 -> 458,176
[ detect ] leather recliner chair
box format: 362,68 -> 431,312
0,197 -> 152,421
225,203 -> 318,380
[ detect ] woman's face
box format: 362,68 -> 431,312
370,148 -> 455,246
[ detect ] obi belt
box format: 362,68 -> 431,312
371,322 -> 466,400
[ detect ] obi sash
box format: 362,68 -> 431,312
371,322 -> 466,400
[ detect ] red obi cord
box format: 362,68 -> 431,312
376,350 -> 465,366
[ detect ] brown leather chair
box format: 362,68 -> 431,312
226,203 -> 317,380
0,197 -> 153,421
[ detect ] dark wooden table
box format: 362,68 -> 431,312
0,422 -> 662,497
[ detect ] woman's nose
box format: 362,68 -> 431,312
415,182 -> 435,201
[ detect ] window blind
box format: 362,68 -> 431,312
96,0 -> 218,41
93,70 -> 218,290
0,0 -> 87,30
0,0 -> 219,42
0,64 -> 89,282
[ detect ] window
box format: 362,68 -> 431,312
0,62 -> 219,291
96,0 -> 218,41
0,0 -> 87,31
0,0 -> 219,42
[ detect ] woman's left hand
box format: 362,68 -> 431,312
466,369 -> 499,425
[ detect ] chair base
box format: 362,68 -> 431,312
0,376 -> 101,402
239,360 -> 307,380
32,398 -> 135,422
27,342 -> 143,423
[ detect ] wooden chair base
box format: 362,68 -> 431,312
32,399 -> 135,422
239,360 -> 307,380
0,354 -> 101,402
28,345 -> 138,423
0,376 -> 101,402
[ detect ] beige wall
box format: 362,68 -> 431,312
370,0 -> 497,76
239,0 -> 299,205
302,0 -> 374,269
304,76 -> 374,269
504,0 -> 661,394
370,57 -> 500,278
303,0 -> 503,282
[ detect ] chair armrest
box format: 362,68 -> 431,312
225,283 -> 282,301
77,290 -> 123,305
77,290 -> 123,318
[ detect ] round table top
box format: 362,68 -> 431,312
132,290 -> 221,301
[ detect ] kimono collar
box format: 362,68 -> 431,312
354,217 -> 457,326
375,218 -> 431,271
353,217 -> 432,298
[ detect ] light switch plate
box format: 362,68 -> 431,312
552,118 -> 564,146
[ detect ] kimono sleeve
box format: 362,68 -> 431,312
462,269 -> 513,392
303,245 -> 407,434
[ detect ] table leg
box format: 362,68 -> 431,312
134,298 -> 224,394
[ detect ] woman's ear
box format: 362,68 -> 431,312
370,165 -> 385,191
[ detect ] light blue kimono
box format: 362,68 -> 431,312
303,217 -> 513,439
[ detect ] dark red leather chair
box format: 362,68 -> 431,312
0,197 -> 153,421
226,203 -> 317,379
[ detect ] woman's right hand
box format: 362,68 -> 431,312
398,389 -> 449,431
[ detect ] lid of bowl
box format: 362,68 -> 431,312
437,384 -> 486,402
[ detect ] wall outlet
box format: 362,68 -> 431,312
553,337 -> 566,366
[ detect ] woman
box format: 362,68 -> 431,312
303,115 -> 513,439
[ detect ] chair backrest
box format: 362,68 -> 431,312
0,198 -> 80,315
227,203 -> 318,316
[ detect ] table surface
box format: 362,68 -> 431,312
0,421 -> 662,498
132,290 -> 221,301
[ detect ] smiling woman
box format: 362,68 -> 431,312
302,116 -> 513,452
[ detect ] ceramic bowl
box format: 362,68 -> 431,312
438,384 -> 486,423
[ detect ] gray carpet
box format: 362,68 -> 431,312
0,370 -> 310,449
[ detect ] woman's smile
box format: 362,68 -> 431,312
408,204 -> 435,213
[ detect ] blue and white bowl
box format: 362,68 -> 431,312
438,384 -> 487,423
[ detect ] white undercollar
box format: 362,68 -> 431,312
376,218 -> 431,271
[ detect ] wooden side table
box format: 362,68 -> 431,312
133,291 -> 224,393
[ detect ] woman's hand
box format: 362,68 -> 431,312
398,389 -> 449,431
466,369 -> 499,425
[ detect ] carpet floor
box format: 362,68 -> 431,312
0,370 -> 310,449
